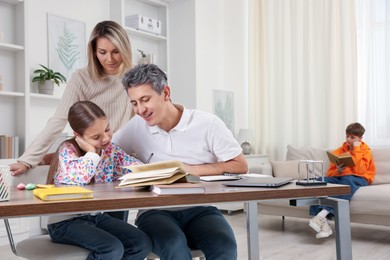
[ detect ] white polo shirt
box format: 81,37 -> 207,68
113,105 -> 242,164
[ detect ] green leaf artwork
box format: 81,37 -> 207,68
56,25 -> 80,78
213,90 -> 234,132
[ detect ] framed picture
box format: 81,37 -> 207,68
213,90 -> 234,132
47,14 -> 86,80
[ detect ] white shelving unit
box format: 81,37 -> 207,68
0,0 -> 30,243
0,0 -> 27,158
1,0 -> 170,159
110,0 -> 169,74
0,0 -> 171,245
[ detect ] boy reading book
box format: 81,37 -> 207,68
46,101 -> 151,259
326,151 -> 355,167
309,122 -> 376,239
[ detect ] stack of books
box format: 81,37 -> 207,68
118,160 -> 205,195
118,160 -> 198,188
0,135 -> 19,159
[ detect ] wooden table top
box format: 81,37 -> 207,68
0,181 -> 350,218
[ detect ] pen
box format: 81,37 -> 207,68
145,153 -> 154,164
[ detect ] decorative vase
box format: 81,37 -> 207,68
241,141 -> 252,155
139,56 -> 148,65
38,81 -> 54,95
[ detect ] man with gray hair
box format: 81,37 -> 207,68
113,64 -> 247,260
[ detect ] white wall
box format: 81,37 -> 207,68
26,0 -> 110,143
168,0 -> 197,108
26,0 -> 248,140
196,0 -> 247,134
170,0 -> 248,136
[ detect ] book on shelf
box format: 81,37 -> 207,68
0,135 -> 19,159
326,151 -> 355,167
151,183 -> 206,195
33,186 -> 94,201
0,135 -> 4,159
118,160 -> 199,187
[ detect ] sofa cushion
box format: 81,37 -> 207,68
371,147 -> 390,185
271,160 -> 299,178
286,145 -> 330,175
350,184 -> 390,215
259,185 -> 390,216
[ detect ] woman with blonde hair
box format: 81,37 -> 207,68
11,20 -> 134,175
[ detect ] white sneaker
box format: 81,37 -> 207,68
309,214 -> 326,233
315,220 -> 333,239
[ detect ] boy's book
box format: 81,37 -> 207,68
151,183 -> 206,195
33,186 -> 94,201
326,151 -> 355,167
119,160 -> 198,187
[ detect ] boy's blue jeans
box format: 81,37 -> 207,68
48,212 -> 152,260
135,206 -> 237,260
310,175 -> 368,217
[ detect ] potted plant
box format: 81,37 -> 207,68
32,64 -> 66,95
137,49 -> 147,65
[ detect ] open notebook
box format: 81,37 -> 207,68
222,177 -> 293,188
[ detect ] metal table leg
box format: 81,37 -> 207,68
320,198 -> 352,260
291,198 -> 352,260
246,201 -> 260,260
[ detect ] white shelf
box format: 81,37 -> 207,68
0,42 -> 24,52
0,0 -> 23,5
136,0 -> 166,6
0,91 -> 24,97
30,93 -> 62,100
110,0 -> 169,72
124,26 -> 167,41
0,0 -> 26,156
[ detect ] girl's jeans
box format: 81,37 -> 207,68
48,212 -> 152,260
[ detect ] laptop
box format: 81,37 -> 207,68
200,175 -> 241,182
222,177 -> 294,188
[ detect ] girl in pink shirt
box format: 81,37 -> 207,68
47,101 -> 151,260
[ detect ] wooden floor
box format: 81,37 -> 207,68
2,211 -> 390,259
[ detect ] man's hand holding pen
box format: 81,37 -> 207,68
145,153 -> 154,164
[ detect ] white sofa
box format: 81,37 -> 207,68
257,145 -> 390,226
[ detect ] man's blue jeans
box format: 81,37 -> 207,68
135,206 -> 237,260
48,213 -> 152,260
310,175 -> 368,217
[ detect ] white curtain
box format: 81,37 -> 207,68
248,0 -> 358,160
357,0 -> 390,146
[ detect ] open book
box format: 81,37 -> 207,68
326,151 -> 355,167
118,160 -> 198,187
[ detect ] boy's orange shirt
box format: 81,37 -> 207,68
327,141 -> 376,184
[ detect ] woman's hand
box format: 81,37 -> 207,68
75,137 -> 96,153
9,162 -> 29,176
